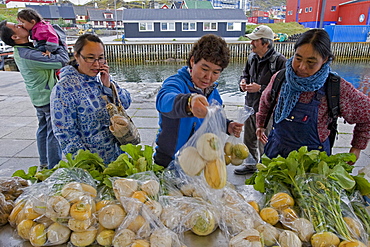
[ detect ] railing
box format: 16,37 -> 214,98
103,42 -> 370,63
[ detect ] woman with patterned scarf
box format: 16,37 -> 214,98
256,29 -> 370,164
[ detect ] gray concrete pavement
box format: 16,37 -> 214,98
0,71 -> 369,186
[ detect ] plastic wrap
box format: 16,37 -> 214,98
224,105 -> 254,166
174,101 -> 229,190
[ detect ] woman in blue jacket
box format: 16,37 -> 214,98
154,34 -> 244,167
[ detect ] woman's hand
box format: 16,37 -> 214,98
256,127 -> 268,144
99,63 -> 110,88
348,147 -> 360,165
190,94 -> 209,118
228,122 -> 244,138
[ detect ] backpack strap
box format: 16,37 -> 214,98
326,73 -> 341,148
263,68 -> 286,128
268,52 -> 281,75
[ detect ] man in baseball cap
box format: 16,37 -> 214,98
234,24 -> 287,175
246,25 -> 275,40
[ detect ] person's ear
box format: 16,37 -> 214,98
189,56 -> 194,68
11,34 -> 18,41
31,20 -> 36,25
73,52 -> 78,61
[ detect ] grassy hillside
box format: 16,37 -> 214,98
0,5 -> 18,23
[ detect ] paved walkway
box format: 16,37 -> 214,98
0,71 -> 369,186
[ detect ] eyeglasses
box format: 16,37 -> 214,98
79,54 -> 106,64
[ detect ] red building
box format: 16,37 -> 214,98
285,0 -> 370,28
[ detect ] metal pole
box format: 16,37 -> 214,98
115,0 -> 118,39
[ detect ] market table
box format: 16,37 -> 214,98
0,224 -> 229,246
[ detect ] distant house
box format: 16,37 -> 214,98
73,5 -> 89,24
6,0 -> 55,8
122,9 -> 247,40
87,8 -> 124,30
24,4 -> 75,24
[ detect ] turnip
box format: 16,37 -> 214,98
113,178 -> 138,199
178,146 -> 207,176
144,199 -> 162,218
229,229 -> 262,247
127,214 -> 147,233
29,223 -> 47,247
196,133 -> 222,161
61,182 -> 85,203
338,240 -> 367,247
259,207 -> 279,225
96,229 -> 115,246
256,224 -> 279,246
132,190 -> 149,203
17,219 -> 36,240
141,179 -> 160,196
98,204 -> 126,229
269,192 -> 294,210
278,230 -> 302,247
70,226 -> 98,247
70,201 -> 92,221
150,228 -> 173,247
311,231 -> 340,247
46,195 -> 70,219
343,217 -> 362,239
47,222 -> 71,245
68,217 -> 92,232
112,228 -> 135,247
132,239 -> 150,247
290,217 -> 314,242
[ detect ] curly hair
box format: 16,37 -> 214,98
187,34 -> 230,70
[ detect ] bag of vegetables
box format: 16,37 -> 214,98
175,101 -> 229,189
224,105 -> 254,166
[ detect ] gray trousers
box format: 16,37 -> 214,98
243,114 -> 273,162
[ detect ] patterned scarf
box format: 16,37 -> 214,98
274,57 -> 331,124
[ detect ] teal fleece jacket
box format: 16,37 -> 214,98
13,42 -> 69,107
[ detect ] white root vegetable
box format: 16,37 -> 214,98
61,182 -> 85,203
178,146 -> 207,176
80,183 -> 97,198
144,199 -> 162,218
70,201 -> 92,221
132,239 -> 150,247
310,231 -> 340,247
29,223 -> 47,247
291,217 -> 314,242
140,179 -> 160,196
46,195 -> 70,219
17,219 -> 36,240
32,194 -> 47,215
150,228 -> 173,247
343,216 -> 362,239
47,222 -> 71,245
256,224 -> 279,246
196,133 -> 222,161
70,226 -> 98,247
278,230 -> 302,247
96,229 -> 115,246
68,217 -> 93,232
229,229 -> 262,247
338,240 -> 367,247
127,214 -> 147,233
112,228 -> 135,247
113,178 -> 138,198
98,204 -> 126,229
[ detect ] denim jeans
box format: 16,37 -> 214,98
35,104 -> 62,169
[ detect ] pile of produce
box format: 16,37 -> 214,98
246,146 -> 370,246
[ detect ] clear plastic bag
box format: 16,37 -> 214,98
224,105 -> 254,166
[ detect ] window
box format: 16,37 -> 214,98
331,6 -> 336,11
99,21 -> 104,25
104,13 -> 113,19
305,7 -> 308,13
338,17 -> 342,22
227,22 -> 241,31
298,9 -> 302,13
139,22 -> 154,31
309,7 -> 312,12
203,22 -> 217,31
288,10 -> 293,15
161,22 -> 175,31
182,22 -> 196,31
94,21 -> 98,25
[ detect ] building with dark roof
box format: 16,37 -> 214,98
87,8 -> 124,29
24,4 -> 75,23
122,8 -> 247,39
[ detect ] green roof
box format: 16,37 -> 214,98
183,0 -> 214,9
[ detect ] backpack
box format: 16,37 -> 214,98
264,68 -> 341,148
248,51 -> 282,76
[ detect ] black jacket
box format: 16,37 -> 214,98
240,47 -> 287,112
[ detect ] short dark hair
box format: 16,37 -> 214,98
187,34 -> 229,70
17,8 -> 42,23
0,20 -> 16,46
294,29 -> 335,61
261,38 -> 273,49
69,34 -> 104,66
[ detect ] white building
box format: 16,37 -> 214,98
6,0 -> 56,8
